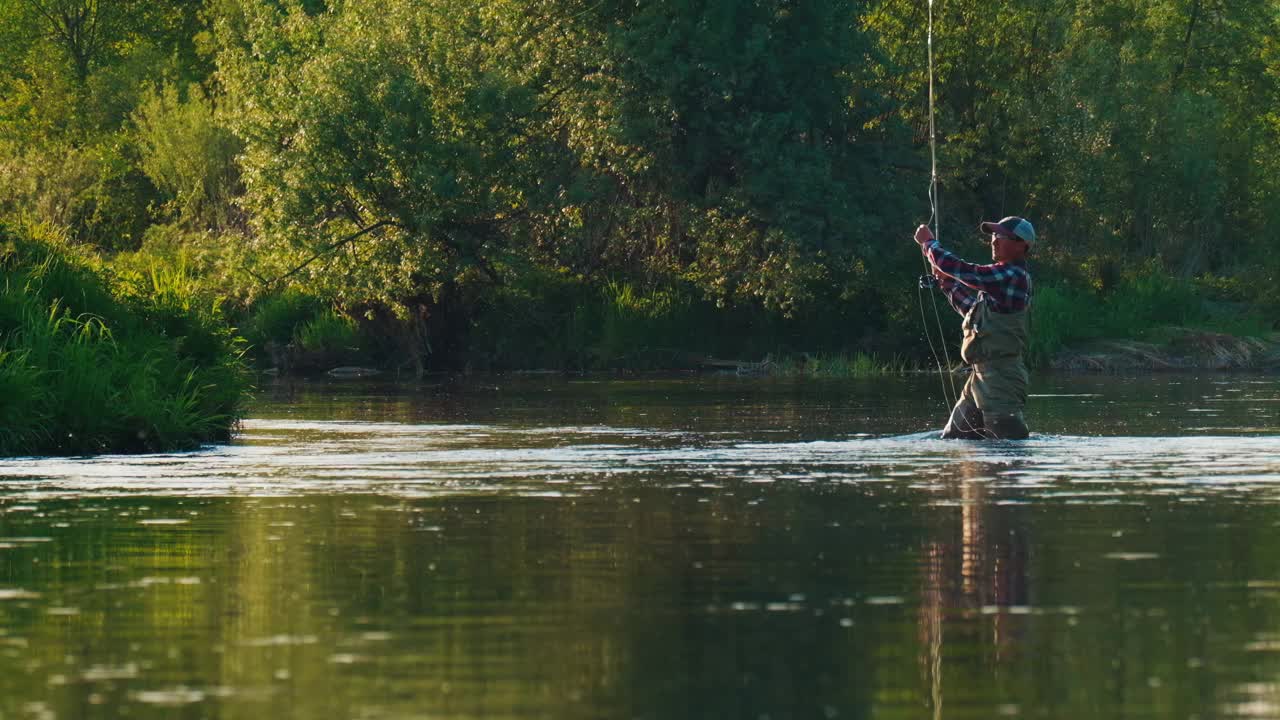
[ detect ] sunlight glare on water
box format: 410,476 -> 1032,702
2,421 -> 1280,502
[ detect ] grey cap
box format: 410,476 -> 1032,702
980,216 -> 1035,244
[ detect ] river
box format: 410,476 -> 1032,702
1,373 -> 1279,719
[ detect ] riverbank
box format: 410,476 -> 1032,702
1049,329 -> 1280,372
253,329 -> 1280,380
764,330 -> 1280,375
230,260 -> 1280,379
0,224 -> 249,456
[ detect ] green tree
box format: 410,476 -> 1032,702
210,0 -> 546,305
865,0 -> 1280,283
211,0 -> 915,321
529,0 -> 914,313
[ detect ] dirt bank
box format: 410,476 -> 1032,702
1051,329 -> 1280,372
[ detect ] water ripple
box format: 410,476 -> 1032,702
0,420 -> 1278,499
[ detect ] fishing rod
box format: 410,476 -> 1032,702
917,0 -> 993,439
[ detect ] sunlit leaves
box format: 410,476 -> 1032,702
209,0 -> 908,316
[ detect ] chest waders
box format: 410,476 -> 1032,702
941,295 -> 1031,440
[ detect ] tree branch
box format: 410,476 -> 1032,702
261,220 -> 398,289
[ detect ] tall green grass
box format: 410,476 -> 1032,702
238,288 -> 326,358
293,310 -> 361,355
0,223 -> 248,456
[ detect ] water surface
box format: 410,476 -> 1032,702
2,374 -> 1280,719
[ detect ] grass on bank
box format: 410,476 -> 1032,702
767,352 -> 910,377
1028,265 -> 1274,367
0,224 -> 248,456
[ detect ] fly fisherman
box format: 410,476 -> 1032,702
913,217 -> 1035,439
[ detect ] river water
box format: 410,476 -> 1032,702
2,373 -> 1280,719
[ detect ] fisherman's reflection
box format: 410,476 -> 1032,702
918,459 -> 1032,715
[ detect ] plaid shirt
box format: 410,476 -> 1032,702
921,240 -> 1032,316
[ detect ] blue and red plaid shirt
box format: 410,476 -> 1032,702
921,240 -> 1032,316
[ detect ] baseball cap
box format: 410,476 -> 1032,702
980,216 -> 1035,244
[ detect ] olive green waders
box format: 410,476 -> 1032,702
941,296 -> 1030,440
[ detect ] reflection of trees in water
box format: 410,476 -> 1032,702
918,460 -> 1032,717
248,376 -> 919,437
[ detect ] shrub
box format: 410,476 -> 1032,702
294,310 -> 361,355
0,138 -> 157,252
238,289 -> 326,358
134,83 -> 244,231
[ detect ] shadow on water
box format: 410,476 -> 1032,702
0,374 -> 1279,719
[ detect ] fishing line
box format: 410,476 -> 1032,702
918,0 -> 960,410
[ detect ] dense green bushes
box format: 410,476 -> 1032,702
459,267 -> 896,371
0,224 -> 247,456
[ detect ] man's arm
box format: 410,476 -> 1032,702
919,241 -> 977,316
912,224 -> 1030,312
922,240 -> 1021,296
934,272 -> 978,316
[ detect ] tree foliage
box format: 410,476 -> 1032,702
0,0 -> 1277,368
134,82 -> 244,232
867,0 -> 1280,280
206,0 -> 909,315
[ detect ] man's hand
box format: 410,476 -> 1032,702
914,224 -> 934,245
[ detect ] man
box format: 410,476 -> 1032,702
913,216 -> 1035,439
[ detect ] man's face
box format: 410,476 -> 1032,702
990,233 -> 1026,263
